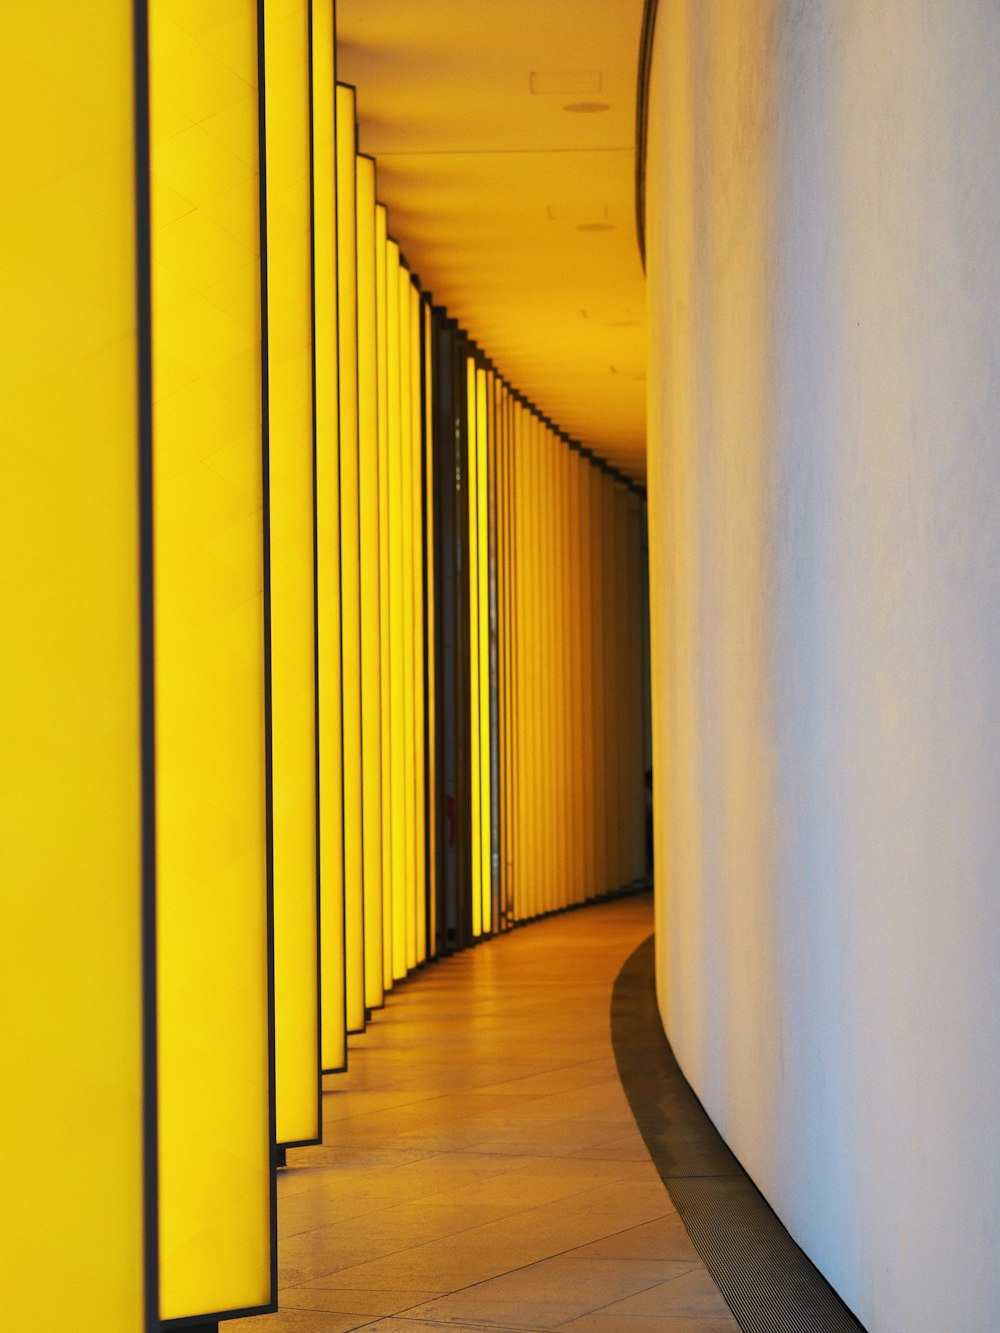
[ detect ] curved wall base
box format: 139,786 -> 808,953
612,936 -> 867,1333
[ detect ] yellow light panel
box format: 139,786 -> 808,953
602,474 -> 621,890
375,204 -> 395,993
336,82 -> 365,1034
356,153 -> 385,1010
424,298 -> 438,952
590,465 -> 608,896
568,452 -> 586,904
399,266 -> 417,971
266,0 -> 320,1151
311,0 -> 346,1072
386,239 -> 408,979
578,453 -> 594,901
149,3 -> 273,1320
1,7 -> 150,1328
411,284 -> 429,965
466,354 -> 483,937
476,367 -> 492,934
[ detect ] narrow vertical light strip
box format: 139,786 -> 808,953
494,383 -> 509,927
579,458 -> 596,899
375,205 -> 394,992
399,266 -> 417,970
150,3 -> 273,1319
477,367 -> 493,934
335,82 -> 365,1034
544,428 -> 559,913
411,283 -> 429,965
608,479 -> 623,892
311,0 -> 346,1073
555,438 -> 569,910
1,6 -> 150,1326
522,413 -> 538,922
466,354 -> 483,937
386,240 -> 408,979
590,466 -> 608,895
355,154 -> 384,1010
510,400 -> 523,921
505,392 -> 519,924
569,452 -> 586,903
424,298 -> 438,956
630,497 -> 647,880
557,442 -> 572,909
512,401 -> 526,923
614,484 -> 631,889
266,0 -> 320,1151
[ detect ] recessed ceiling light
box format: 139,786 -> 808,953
577,222 -> 616,232
563,101 -> 610,113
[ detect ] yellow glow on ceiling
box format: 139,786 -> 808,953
337,0 -> 647,479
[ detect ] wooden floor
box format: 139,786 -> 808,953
234,892 -> 737,1332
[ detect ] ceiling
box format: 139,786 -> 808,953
337,0 -> 648,479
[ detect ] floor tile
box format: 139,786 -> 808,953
404,1255 -> 692,1329
595,1266 -> 734,1319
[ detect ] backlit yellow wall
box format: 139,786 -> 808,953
312,0 -> 347,1074
1,7 -> 150,1329
265,0 -> 321,1151
149,3 -> 273,1320
356,154 -> 385,1011
336,82 -> 366,1036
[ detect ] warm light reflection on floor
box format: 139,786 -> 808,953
233,893 -> 737,1332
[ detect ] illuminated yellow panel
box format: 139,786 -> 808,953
509,400 -> 524,922
498,387 -> 515,925
476,368 -> 492,934
467,355 -> 482,937
541,428 -> 557,914
375,205 -> 395,992
424,299 -> 438,953
411,284 -> 429,965
265,0 -> 320,1150
518,408 -> 534,923
579,456 -> 597,901
336,83 -> 365,1033
399,266 -> 417,971
602,475 -> 621,890
627,496 -> 647,881
568,453 -> 585,904
311,0 -> 346,1072
386,240 -> 408,979
589,465 -> 608,896
150,4 -> 272,1320
1,8 -> 149,1329
356,154 -> 384,1009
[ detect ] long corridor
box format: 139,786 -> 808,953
235,894 -> 736,1332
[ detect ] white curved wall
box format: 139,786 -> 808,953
645,5 -> 1000,1330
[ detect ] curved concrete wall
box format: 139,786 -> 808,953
645,5 -> 1000,1330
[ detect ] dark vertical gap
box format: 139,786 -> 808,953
133,2 -> 160,1327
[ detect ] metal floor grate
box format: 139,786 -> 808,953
611,935 -> 868,1333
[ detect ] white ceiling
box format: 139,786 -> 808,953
337,0 -> 647,478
